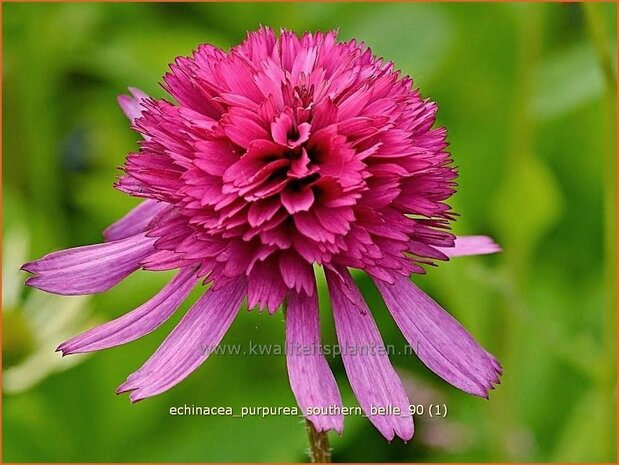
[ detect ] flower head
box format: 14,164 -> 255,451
22,28 -> 501,441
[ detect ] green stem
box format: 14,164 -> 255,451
305,419 -> 332,463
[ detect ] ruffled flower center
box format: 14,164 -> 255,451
117,28 -> 458,307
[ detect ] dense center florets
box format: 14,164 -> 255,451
117,28 -> 457,310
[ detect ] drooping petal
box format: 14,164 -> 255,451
325,267 -> 413,441
22,234 -> 156,296
247,256 -> 287,313
437,235 -> 501,258
57,267 -> 197,355
279,251 -> 315,295
117,87 -> 149,123
103,200 -> 169,241
373,273 -> 501,398
286,287 -> 343,433
117,277 -> 246,402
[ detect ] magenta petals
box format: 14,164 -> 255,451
117,277 -> 246,402
57,267 -> 197,355
114,28 -> 459,291
22,234 -> 156,295
286,288 -> 343,433
326,267 -> 413,441
374,274 -> 502,398
103,199 -> 168,241
438,235 -> 501,258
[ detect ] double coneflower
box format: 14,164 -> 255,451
22,27 -> 501,441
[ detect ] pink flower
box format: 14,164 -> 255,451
22,28 -> 501,441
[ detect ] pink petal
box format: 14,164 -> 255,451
286,288 -> 343,433
57,267 -> 197,354
247,257 -> 287,313
313,204 -> 354,235
437,235 -> 501,258
279,251 -> 314,295
140,249 -> 196,271
222,140 -> 287,187
311,98 -> 338,130
373,274 -> 501,398
294,210 -> 335,243
288,148 -> 314,178
247,197 -> 281,227
103,200 -> 168,241
271,112 -> 311,148
325,267 -> 414,441
22,234 -> 155,295
117,87 -> 149,123
221,107 -> 269,148
271,112 -> 294,146
281,187 -> 315,214
117,277 -> 246,401
194,138 -> 239,176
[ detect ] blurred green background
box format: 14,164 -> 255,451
2,2 -> 617,462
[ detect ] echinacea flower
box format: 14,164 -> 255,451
22,27 -> 501,441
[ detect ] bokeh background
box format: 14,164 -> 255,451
2,2 -> 617,462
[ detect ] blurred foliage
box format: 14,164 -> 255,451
2,2 -> 617,462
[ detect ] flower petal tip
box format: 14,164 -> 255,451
55,345 -> 67,356
127,87 -> 147,97
115,383 -> 135,396
56,339 -> 72,351
129,391 -> 147,404
117,88 -> 149,123
471,369 -> 502,399
381,423 -> 414,443
24,275 -> 40,289
308,418 -> 344,436
440,235 -> 502,258
56,344 -> 81,357
116,385 -> 147,403
20,261 -> 36,273
116,94 -> 132,105
396,426 -> 414,442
